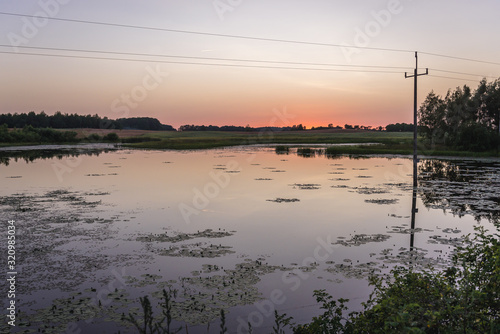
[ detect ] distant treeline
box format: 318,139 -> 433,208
117,117 -> 175,131
385,123 -> 414,132
0,112 -> 175,131
178,124 -> 308,131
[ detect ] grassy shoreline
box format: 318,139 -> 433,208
120,130 -> 499,157
1,130 -> 498,157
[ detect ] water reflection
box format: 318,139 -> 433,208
418,159 -> 500,224
410,157 -> 418,251
0,145 -> 118,166
1,147 -> 498,333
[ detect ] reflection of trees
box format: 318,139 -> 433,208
0,148 -> 116,166
418,159 -> 500,223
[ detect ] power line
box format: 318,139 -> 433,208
2,12 -> 500,67
421,51 -> 500,66
430,68 -> 498,79
0,50 -> 404,73
0,11 -> 413,54
0,44 -> 412,70
428,74 -> 479,82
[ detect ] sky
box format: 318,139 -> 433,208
1,0 -> 500,129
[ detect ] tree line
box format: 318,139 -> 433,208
418,78 -> 500,151
0,112 -> 175,131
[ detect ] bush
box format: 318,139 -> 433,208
86,133 -> 101,142
454,123 -> 499,151
294,224 -> 500,333
103,132 -> 119,142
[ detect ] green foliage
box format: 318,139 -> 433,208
419,79 -> 500,151
0,125 -> 78,144
126,289 -> 182,334
103,132 -> 120,142
294,224 -> 500,333
294,291 -> 348,334
86,133 -> 101,142
385,123 -> 414,132
0,111 -> 122,129
273,310 -> 294,334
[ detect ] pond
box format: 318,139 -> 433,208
1,145 -> 499,333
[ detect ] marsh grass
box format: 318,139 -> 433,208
275,145 -> 290,154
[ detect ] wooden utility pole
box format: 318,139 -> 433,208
405,52 -> 428,252
405,52 -> 428,187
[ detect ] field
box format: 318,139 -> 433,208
119,129 -> 414,150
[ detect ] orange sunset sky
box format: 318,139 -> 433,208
1,1 -> 500,129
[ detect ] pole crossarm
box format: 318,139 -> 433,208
405,68 -> 429,78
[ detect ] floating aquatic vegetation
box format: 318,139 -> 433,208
428,235 -> 464,247
157,244 -> 235,258
296,148 -> 318,158
266,198 -> 300,203
275,146 -> 290,154
442,228 -> 461,234
387,227 -> 424,234
365,198 -> 399,205
325,262 -> 381,280
289,183 -> 321,190
353,187 -> 390,195
137,229 -> 234,243
334,234 -> 391,247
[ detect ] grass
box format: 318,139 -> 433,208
122,130 -> 500,157
2,128 -> 498,157
123,130 -> 414,150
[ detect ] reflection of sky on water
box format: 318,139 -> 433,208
0,147 -> 498,332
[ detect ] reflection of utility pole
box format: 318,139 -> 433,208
405,52 -> 427,255
410,158 -> 417,251
405,51 -> 428,187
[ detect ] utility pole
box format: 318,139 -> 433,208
405,51 -> 428,187
405,52 -> 427,254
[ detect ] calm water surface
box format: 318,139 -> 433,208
1,146 -> 499,333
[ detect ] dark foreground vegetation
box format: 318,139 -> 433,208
123,224 -> 500,333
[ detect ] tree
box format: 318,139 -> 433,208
475,78 -> 500,133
